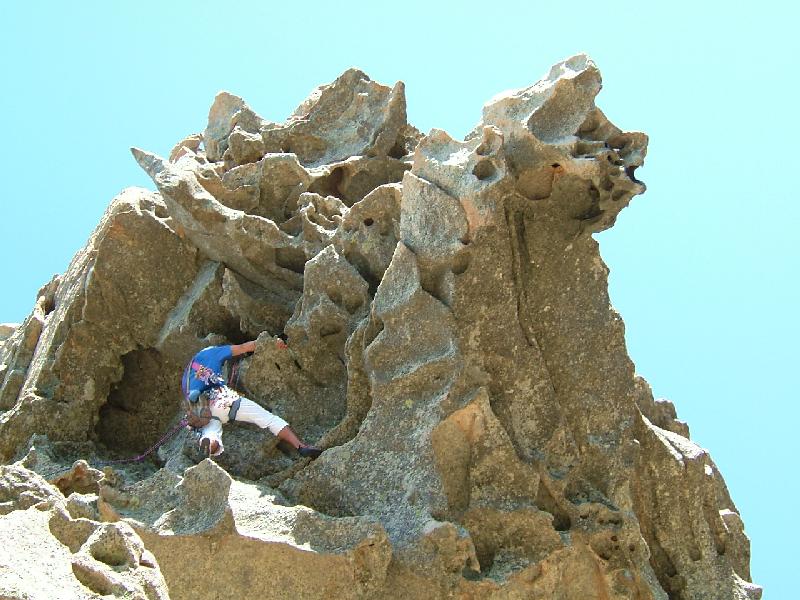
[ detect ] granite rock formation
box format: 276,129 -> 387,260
0,55 -> 760,599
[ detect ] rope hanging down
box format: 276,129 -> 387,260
93,417 -> 188,468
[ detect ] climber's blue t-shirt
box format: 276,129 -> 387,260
182,345 -> 233,402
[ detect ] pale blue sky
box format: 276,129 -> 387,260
1,1 -> 796,595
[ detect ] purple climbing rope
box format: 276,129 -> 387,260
227,356 -> 242,391
95,418 -> 189,468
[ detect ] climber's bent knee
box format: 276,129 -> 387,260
234,397 -> 289,436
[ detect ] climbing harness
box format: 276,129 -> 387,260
182,359 -> 226,429
182,357 -> 246,429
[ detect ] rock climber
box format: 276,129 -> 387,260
182,339 -> 322,459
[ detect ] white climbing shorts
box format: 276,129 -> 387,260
198,386 -> 289,457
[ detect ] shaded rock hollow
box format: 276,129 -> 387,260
0,56 -> 759,599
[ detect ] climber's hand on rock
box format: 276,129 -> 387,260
276,338 -> 288,350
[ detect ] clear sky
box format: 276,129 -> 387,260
1,1 -> 795,595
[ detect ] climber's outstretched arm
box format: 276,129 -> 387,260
230,340 -> 257,356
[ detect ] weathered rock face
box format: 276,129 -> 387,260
0,56 -> 759,599
0,457 -> 169,599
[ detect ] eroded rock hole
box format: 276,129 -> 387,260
363,218 -> 374,227
596,547 -> 613,561
90,543 -> 128,568
625,165 -> 642,184
451,251 -> 471,276
472,159 -> 497,181
388,139 -> 407,159
96,348 -> 177,454
309,166 -> 346,200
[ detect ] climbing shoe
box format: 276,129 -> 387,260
199,437 -> 210,458
298,446 -> 323,459
275,440 -> 295,457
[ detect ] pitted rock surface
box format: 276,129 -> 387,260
0,462 -> 168,599
0,55 -> 759,599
